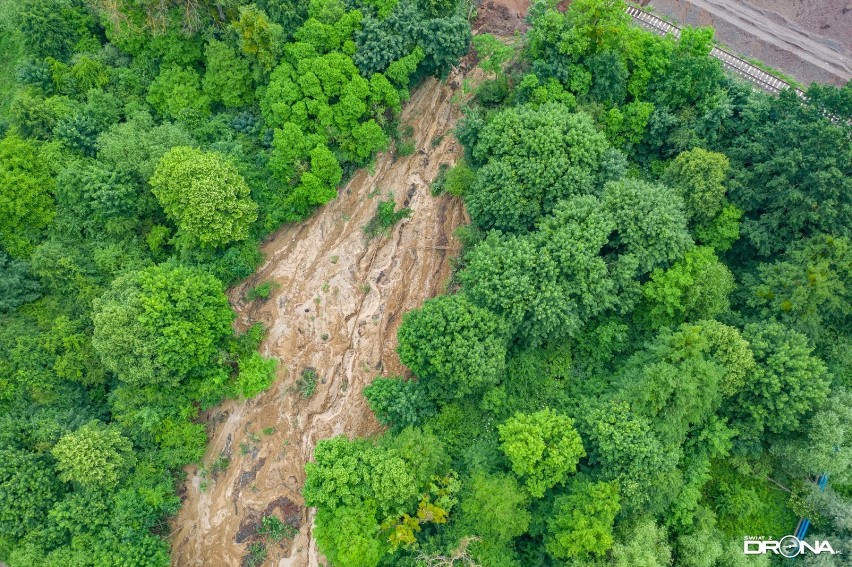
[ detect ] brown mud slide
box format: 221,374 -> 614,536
170,73 -> 472,566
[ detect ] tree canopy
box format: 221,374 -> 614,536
150,146 -> 258,248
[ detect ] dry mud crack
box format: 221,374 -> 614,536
170,74 -> 470,566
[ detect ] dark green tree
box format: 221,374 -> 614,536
726,321 -> 831,439
91,264 -> 234,386
0,449 -> 64,541
396,293 -> 509,400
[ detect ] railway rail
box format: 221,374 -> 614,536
625,4 -> 808,98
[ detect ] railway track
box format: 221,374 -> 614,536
625,4 -> 807,98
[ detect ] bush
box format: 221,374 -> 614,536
364,197 -> 412,238
476,76 -> 509,106
297,367 -> 318,398
444,161 -> 475,196
258,514 -> 298,541
246,281 -> 278,301
235,353 -> 277,398
396,140 -> 416,157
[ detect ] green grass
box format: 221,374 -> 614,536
297,367 -> 317,398
243,542 -> 267,567
363,197 -> 412,239
245,281 -> 279,301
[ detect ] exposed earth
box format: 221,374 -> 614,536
646,0 -> 852,85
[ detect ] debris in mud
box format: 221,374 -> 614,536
239,456 -> 266,487
473,0 -> 530,35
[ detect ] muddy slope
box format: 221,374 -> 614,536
170,75 -> 469,566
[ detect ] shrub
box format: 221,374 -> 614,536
297,367 -> 318,398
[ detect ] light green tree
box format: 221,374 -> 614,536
51,421 -> 135,490
545,479 -> 621,560
0,135 -> 55,256
150,146 -> 258,248
454,471 -> 531,546
498,409 -> 585,497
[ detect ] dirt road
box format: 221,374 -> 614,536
170,74 -> 470,566
647,0 -> 851,85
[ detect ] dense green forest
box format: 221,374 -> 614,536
303,1 -> 852,566
0,0 -> 470,564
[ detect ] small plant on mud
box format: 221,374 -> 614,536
258,515 -> 298,542
394,124 -> 415,158
245,281 -> 278,301
243,542 -> 267,567
211,453 -> 230,474
262,427 -> 275,436
361,283 -> 372,294
364,197 -> 412,239
297,368 -> 317,398
329,255 -> 339,264
431,163 -> 450,195
444,161 -> 475,196
397,140 -> 416,157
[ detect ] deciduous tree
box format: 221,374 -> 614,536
0,134 -> 55,256
545,479 -> 621,560
51,421 -> 135,490
92,264 -> 234,386
397,293 -> 509,400
498,409 -> 585,498
150,146 -> 258,248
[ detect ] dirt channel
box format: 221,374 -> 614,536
170,73 -> 472,566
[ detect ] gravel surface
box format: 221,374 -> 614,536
647,0 -> 851,86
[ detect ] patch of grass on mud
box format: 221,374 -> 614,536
257,515 -> 297,542
245,281 -> 279,301
242,542 -> 266,567
363,196 -> 411,239
296,367 -> 318,398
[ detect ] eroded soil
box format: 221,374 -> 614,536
170,73 -> 471,566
